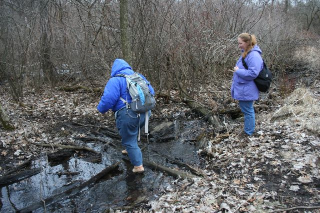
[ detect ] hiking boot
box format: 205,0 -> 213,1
133,165 -> 144,173
122,150 -> 128,154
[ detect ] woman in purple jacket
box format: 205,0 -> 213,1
231,33 -> 263,136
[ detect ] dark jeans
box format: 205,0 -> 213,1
115,108 -> 146,166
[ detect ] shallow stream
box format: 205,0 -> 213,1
0,119 -> 206,212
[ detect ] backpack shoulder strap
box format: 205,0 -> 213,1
241,57 -> 248,70
115,74 -> 126,78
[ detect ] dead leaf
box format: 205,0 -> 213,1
298,175 -> 313,183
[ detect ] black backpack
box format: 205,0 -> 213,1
242,58 -> 272,92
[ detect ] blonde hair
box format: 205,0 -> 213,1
238,33 -> 257,58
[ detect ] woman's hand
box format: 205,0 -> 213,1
233,66 -> 239,72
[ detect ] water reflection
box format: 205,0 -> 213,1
0,119 -> 205,212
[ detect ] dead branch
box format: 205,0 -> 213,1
18,162 -> 120,213
218,107 -> 241,117
151,149 -> 206,177
71,122 -> 121,139
4,157 -> 33,176
59,85 -> 102,93
33,143 -> 99,154
272,206 -> 320,212
183,98 -> 222,128
56,171 -> 80,176
73,136 -> 117,147
47,150 -> 74,162
144,160 -> 196,180
0,168 -> 42,187
153,136 -> 176,143
172,69 -> 222,128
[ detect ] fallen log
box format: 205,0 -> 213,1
33,143 -> 98,154
59,85 -> 102,93
218,104 -> 271,118
17,162 -> 120,213
121,155 -> 195,180
151,135 -> 176,143
47,150 -> 74,161
151,149 -> 206,177
4,158 -> 33,176
71,122 -> 121,139
73,136 -> 117,147
144,160 -> 196,180
172,70 -> 223,129
0,168 -> 41,187
183,98 -> 222,128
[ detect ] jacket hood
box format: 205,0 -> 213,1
250,45 -> 262,55
110,59 -> 134,77
241,45 -> 262,55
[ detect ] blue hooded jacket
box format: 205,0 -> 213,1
97,59 -> 155,113
231,45 -> 263,101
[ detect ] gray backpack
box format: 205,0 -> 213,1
116,72 -> 155,113
116,72 -> 155,137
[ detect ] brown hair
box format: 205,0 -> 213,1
238,33 -> 257,58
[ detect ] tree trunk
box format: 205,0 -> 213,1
0,104 -> 15,130
40,0 -> 56,86
120,0 -> 131,63
283,0 -> 290,14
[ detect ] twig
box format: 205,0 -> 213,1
272,206 -> 320,212
232,185 -> 260,213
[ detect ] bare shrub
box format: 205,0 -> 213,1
271,87 -> 320,135
293,42 -> 320,70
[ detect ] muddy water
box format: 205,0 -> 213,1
0,119 -> 205,212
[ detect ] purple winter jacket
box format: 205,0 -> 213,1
231,45 -> 263,101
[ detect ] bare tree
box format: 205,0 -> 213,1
40,0 -> 56,86
120,0 -> 131,64
0,0 -> 317,100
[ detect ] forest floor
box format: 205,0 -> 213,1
0,61 -> 320,212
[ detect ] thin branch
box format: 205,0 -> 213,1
273,206 -> 320,212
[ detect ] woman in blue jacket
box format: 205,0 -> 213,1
231,33 -> 263,137
97,59 -> 155,173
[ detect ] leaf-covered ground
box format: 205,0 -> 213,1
0,65 -> 320,212
149,87 -> 320,212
